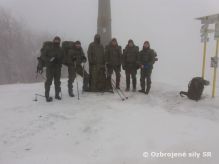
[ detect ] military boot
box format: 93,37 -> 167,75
68,88 -> 75,97
105,76 -> 113,93
55,88 -> 62,100
126,78 -> 130,91
125,84 -> 130,91
83,76 -> 90,92
146,77 -> 151,95
138,89 -> 146,93
107,83 -> 114,93
45,88 -> 53,102
139,82 -> 146,93
132,78 -> 136,92
116,78 -> 120,89
145,86 -> 151,95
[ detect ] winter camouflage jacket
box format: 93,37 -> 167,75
138,48 -> 157,69
88,36 -> 105,66
40,43 -> 64,67
122,45 -> 139,69
66,47 -> 86,66
105,42 -> 122,66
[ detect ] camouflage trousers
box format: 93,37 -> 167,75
45,65 -> 61,97
125,68 -> 137,89
106,65 -> 121,89
140,68 -> 152,91
68,64 -> 89,91
89,64 -> 106,92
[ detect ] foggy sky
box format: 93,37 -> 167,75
1,0 -> 219,85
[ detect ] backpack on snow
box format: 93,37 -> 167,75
180,77 -> 209,101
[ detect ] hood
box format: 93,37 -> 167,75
94,34 -> 101,44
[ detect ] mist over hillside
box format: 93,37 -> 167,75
0,1 -> 219,163
0,7 -> 51,84
0,0 -> 219,86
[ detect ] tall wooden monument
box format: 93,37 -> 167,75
97,0 -> 112,47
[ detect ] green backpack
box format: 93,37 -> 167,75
42,41 -> 53,49
62,41 -> 75,65
37,41 -> 53,68
180,77 -> 209,101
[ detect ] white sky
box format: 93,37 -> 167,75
0,0 -> 219,85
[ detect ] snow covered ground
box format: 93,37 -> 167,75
0,78 -> 219,164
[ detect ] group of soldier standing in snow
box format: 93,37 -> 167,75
37,34 -> 158,102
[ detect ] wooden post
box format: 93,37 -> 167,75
212,40 -> 219,98
202,41 -> 207,79
97,0 -> 112,47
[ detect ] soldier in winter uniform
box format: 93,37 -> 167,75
105,38 -> 122,91
37,36 -> 64,102
88,34 -> 106,92
64,41 -> 89,97
138,41 -> 157,94
122,39 -> 139,91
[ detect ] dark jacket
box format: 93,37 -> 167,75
138,48 -> 157,69
40,44 -> 64,67
66,47 -> 86,66
88,36 -> 105,65
122,45 -> 139,69
105,42 -> 122,66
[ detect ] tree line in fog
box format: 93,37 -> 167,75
0,6 -> 51,84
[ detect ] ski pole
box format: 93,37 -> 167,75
75,62 -> 80,100
111,80 -> 125,101
34,93 -> 46,101
76,77 -> 80,100
82,63 -> 85,94
111,78 -> 128,99
35,94 -> 45,97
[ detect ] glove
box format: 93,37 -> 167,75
50,57 -> 55,62
37,58 -> 43,74
81,56 -> 87,63
143,64 -> 151,69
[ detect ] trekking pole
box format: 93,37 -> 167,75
75,62 -> 80,100
82,63 -> 85,94
34,69 -> 46,101
111,78 -> 128,99
36,65 -> 46,80
76,77 -> 80,100
33,93 -> 46,101
111,79 -> 125,101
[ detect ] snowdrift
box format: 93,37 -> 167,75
0,80 -> 218,164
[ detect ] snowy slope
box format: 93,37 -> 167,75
0,79 -> 219,164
